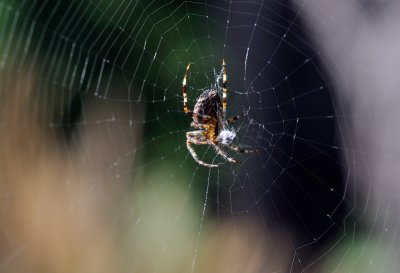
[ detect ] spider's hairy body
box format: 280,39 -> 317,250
191,89 -> 222,142
182,60 -> 257,168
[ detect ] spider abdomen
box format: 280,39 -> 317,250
192,89 -> 222,123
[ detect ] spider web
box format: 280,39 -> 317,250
0,0 -> 399,272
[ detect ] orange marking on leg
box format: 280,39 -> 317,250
182,63 -> 191,114
222,59 -> 228,114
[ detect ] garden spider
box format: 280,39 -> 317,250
182,59 -> 257,168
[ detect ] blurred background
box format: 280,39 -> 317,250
0,0 -> 399,272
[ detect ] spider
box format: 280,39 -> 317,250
182,59 -> 257,168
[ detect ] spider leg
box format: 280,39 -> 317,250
187,141 -> 219,168
222,59 -> 228,115
213,144 -> 239,163
182,63 -> 192,116
227,112 -> 248,124
227,144 -> 258,154
186,130 -> 206,140
186,131 -> 219,168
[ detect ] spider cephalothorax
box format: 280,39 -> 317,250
182,60 -> 257,167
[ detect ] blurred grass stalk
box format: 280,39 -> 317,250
295,0 -> 400,271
